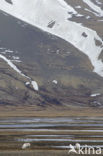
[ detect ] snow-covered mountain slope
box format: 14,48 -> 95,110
0,0 -> 103,77
83,0 -> 103,17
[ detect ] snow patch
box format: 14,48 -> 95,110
52,80 -> 58,84
86,16 -> 91,19
5,49 -> 13,53
0,54 -> 25,77
83,0 -> 103,17
31,81 -> 39,91
90,93 -> 101,97
12,56 -> 19,60
0,54 -> 39,91
25,82 -> 30,86
75,6 -> 81,9
95,0 -> 102,5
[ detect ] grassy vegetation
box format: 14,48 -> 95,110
0,150 -> 101,156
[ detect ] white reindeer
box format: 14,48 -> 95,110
22,143 -> 31,149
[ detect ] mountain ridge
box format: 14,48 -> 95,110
0,0 -> 103,76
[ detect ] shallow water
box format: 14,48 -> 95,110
0,117 -> 103,150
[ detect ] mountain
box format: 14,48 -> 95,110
0,0 -> 103,116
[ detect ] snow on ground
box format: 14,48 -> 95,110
52,80 -> 58,84
0,48 -> 5,50
0,54 -> 25,76
31,81 -> 39,91
0,0 -> 103,77
95,0 -> 102,5
83,0 -> 103,17
25,82 -> 30,86
12,56 -> 19,59
0,53 -> 39,91
90,93 -> 101,97
11,56 -> 21,62
86,16 -> 91,19
84,8 -> 100,16
75,6 -> 81,9
0,48 -> 13,54
0,49 -> 22,62
5,49 -> 14,53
